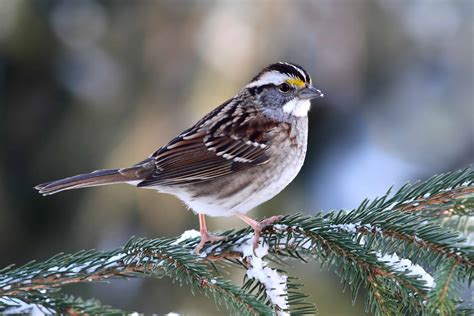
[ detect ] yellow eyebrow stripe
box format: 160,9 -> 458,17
286,78 -> 306,88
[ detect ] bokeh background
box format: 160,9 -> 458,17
1,0 -> 473,314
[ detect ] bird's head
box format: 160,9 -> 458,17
245,62 -> 323,118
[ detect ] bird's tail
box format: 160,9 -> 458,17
35,165 -> 148,196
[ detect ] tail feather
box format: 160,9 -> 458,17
35,168 -> 136,195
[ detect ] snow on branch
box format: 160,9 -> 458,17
0,168 -> 473,315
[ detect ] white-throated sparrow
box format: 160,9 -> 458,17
36,62 -> 323,252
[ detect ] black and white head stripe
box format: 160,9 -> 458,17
248,62 -> 312,88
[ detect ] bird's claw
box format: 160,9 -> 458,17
250,215 -> 284,256
194,232 -> 227,254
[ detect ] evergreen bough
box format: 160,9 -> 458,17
1,168 -> 473,315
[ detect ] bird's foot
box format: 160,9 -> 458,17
194,231 -> 226,254
239,215 -> 284,255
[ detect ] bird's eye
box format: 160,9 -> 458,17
278,83 -> 291,93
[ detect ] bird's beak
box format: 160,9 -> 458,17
298,85 -> 324,100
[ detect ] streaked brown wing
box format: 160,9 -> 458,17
137,101 -> 279,187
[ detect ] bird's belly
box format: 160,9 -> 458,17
230,154 -> 305,215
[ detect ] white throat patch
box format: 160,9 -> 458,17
282,98 -> 311,117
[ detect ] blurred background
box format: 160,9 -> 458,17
1,0 -> 473,314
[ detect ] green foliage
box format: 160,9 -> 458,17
426,259 -> 467,315
1,290 -> 123,314
1,168 -> 473,315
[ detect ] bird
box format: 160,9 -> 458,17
35,62 -> 323,253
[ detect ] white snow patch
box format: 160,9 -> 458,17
330,223 -> 359,233
165,313 -> 181,316
275,226 -> 313,251
47,255 -> 128,275
235,239 -> 289,315
172,230 -> 201,245
364,223 -> 382,234
386,202 -> 399,210
66,261 -> 94,273
47,266 -> 68,273
106,253 -> 127,263
273,224 -> 288,231
376,252 -> 435,288
0,296 -> 55,314
330,222 -> 382,234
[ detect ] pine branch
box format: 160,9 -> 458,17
1,239 -> 272,315
392,168 -> 473,219
1,291 -> 123,314
267,217 -> 431,315
426,259 -> 466,315
1,167 -> 473,314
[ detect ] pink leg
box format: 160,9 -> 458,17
238,214 -> 283,253
194,214 -> 226,254
199,213 -> 207,233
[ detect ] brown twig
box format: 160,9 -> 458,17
397,186 -> 474,216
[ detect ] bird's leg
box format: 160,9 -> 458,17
194,214 -> 226,254
238,214 -> 284,253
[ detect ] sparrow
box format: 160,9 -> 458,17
35,62 -> 323,252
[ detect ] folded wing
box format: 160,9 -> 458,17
137,101 -> 280,187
